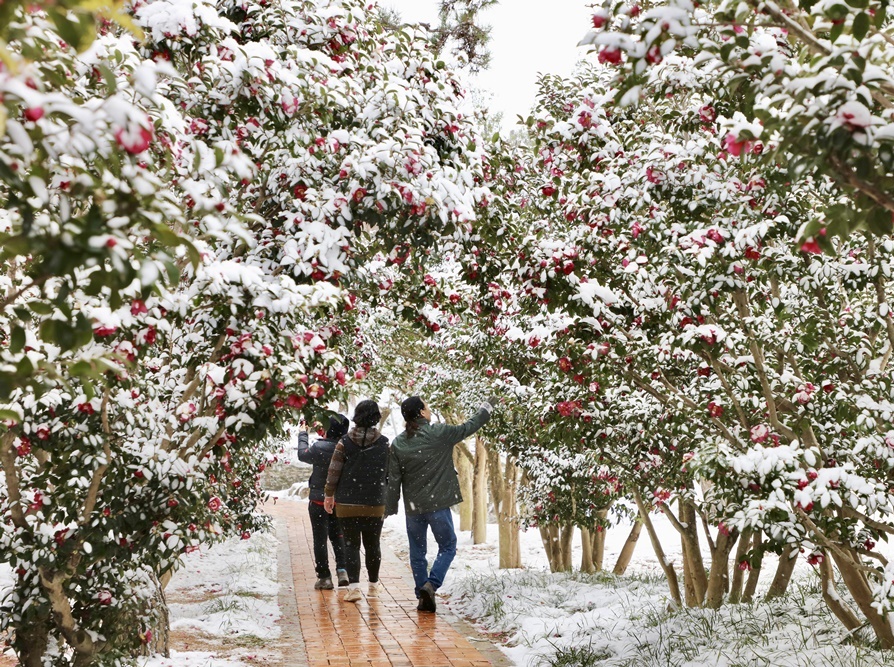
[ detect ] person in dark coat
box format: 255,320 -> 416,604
385,395 -> 495,613
324,400 -> 390,603
296,414 -> 349,590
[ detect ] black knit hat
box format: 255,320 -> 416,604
401,396 -> 425,422
353,400 -> 381,428
325,414 -> 349,440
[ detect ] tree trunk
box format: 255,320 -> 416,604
472,437 -> 488,545
765,543 -> 797,600
679,501 -> 707,606
705,529 -> 738,609
612,520 -> 643,575
728,529 -> 751,604
819,552 -> 862,633
497,456 -> 522,568
540,525 -> 560,572
633,487 -> 682,606
16,619 -> 51,667
454,446 -> 473,532
591,509 -> 608,571
581,527 -> 594,573
742,531 -> 763,603
831,548 -> 894,648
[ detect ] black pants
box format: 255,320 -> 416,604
340,515 -> 384,584
308,502 -> 346,579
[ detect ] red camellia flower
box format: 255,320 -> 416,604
557,357 -> 573,372
115,125 -> 153,154
98,590 -> 113,605
541,185 -> 557,197
306,384 -> 325,399
24,107 -> 44,122
800,237 -> 822,254
698,104 -> 716,124
597,47 -> 623,65
645,44 -> 663,65
16,440 -> 31,457
207,497 -> 223,512
77,402 -> 95,415
722,133 -> 751,157
707,401 -> 724,418
131,299 -> 148,316
591,12 -> 608,28
94,325 -> 117,337
352,188 -> 367,203
285,394 -> 308,409
806,552 -> 823,566
241,531 -> 251,540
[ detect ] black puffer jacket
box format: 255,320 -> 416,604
296,431 -> 337,502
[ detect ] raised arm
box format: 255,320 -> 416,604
430,402 -> 493,448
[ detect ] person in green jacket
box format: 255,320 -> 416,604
385,395 -> 495,613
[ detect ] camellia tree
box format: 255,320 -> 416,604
0,0 -> 491,664
447,38 -> 894,649
581,0 -> 894,246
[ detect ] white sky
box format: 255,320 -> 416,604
381,0 -> 593,132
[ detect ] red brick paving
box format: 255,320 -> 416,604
266,500 -> 505,667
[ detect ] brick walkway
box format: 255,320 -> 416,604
266,500 -> 508,667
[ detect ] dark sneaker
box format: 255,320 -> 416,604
419,582 -> 437,613
314,577 -> 334,590
336,569 -> 349,587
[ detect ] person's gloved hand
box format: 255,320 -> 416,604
482,395 -> 500,412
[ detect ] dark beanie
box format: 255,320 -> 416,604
325,414 -> 349,440
401,396 -> 425,422
353,400 -> 381,428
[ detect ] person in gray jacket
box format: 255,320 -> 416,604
385,395 -> 495,612
296,415 -> 349,590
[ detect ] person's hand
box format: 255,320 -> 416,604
324,496 -> 335,514
482,394 -> 500,412
301,422 -> 310,433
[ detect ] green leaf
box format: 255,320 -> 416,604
830,21 -> 844,43
852,12 -> 870,41
28,301 -> 54,316
0,408 -> 23,422
10,326 -> 25,354
866,206 -> 893,236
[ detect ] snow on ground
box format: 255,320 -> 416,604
141,528 -> 281,667
383,511 -> 894,667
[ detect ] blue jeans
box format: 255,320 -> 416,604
405,508 -> 457,596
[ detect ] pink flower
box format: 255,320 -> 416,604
591,12 -> 608,28
131,300 -> 148,316
115,125 -> 153,155
750,424 -> 770,443
722,133 -> 751,157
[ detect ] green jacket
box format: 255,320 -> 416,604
386,408 -> 491,516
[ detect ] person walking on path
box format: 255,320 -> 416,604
324,400 -> 390,603
385,395 -> 495,613
296,415 -> 350,590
